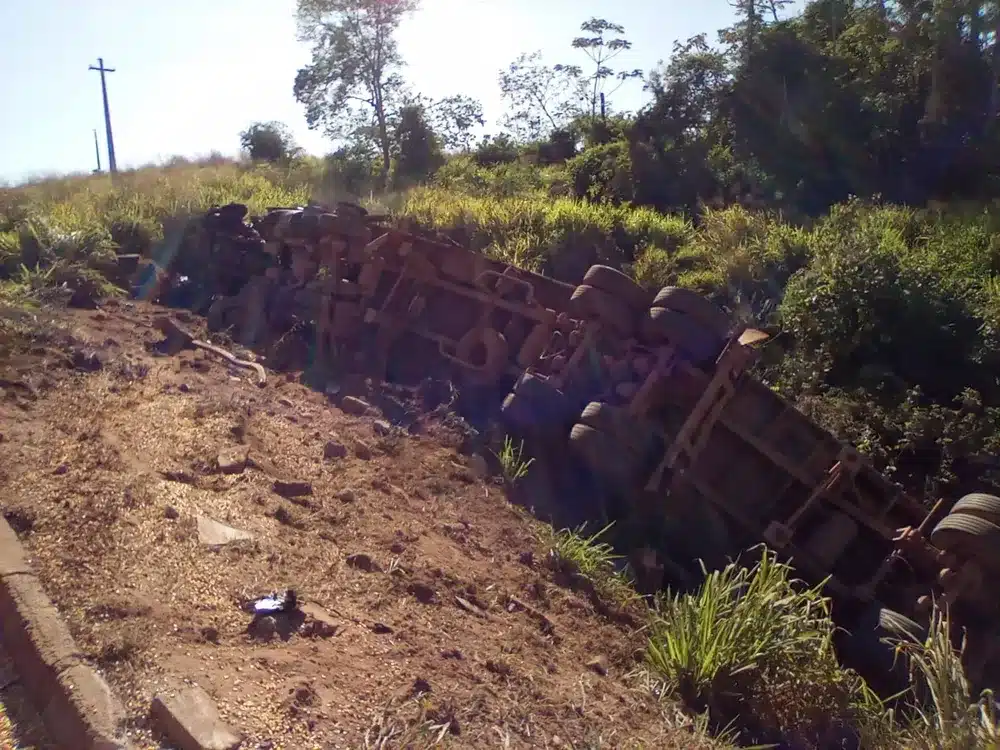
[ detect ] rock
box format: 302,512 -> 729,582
336,489 -> 357,503
407,581 -> 437,604
71,349 -> 104,372
585,655 -> 608,677
250,615 -> 277,641
150,683 -> 243,750
390,541 -> 405,554
272,480 -> 313,499
340,396 -> 372,416
371,622 -> 394,634
278,396 -> 295,408
216,446 -> 248,475
299,603 -> 338,638
165,506 -> 180,520
323,440 -> 347,460
52,463 -> 69,476
373,420 -> 392,436
199,626 -> 219,644
346,553 -> 381,573
467,454 -> 489,479
352,440 -> 374,460
197,516 -> 253,546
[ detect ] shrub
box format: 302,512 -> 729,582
645,548 -> 878,746
567,140 -> 635,204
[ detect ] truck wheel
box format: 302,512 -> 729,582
582,265 -> 651,310
949,493 -> 1000,525
653,286 -> 732,338
570,285 -> 635,336
455,327 -> 509,384
501,374 -> 572,438
578,401 -> 659,461
840,604 -> 925,698
569,423 -> 644,490
930,513 -> 1000,573
640,307 -> 726,366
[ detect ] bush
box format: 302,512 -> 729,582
471,134 -> 520,167
645,549 -> 879,746
567,140 -> 635,204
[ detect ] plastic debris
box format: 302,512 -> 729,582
250,588 -> 298,615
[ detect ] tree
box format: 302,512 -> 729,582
422,94 -> 485,151
239,121 -> 301,163
498,51 -> 586,141
392,104 -> 444,186
570,18 -> 643,118
293,0 -> 419,188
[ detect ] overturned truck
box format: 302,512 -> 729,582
143,201 -> 1000,695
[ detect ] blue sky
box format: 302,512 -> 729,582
0,0 -> 802,184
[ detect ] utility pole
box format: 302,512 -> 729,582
88,58 -> 117,173
92,129 -> 102,173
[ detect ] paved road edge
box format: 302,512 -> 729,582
0,516 -> 131,750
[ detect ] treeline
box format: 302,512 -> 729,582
241,0 -> 1000,219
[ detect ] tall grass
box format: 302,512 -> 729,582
645,549 -> 881,746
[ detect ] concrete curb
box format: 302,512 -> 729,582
0,516 -> 131,749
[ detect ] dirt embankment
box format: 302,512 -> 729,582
0,299 -> 719,749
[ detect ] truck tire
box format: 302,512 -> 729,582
840,604 -> 925,698
930,513 -> 1000,573
949,493 -> 1000,525
455,327 -> 509,383
640,307 -> 726,366
578,401 -> 659,461
570,285 -> 635,336
501,374 -> 572,437
653,286 -> 732,338
569,423 -> 645,490
582,265 -> 651,310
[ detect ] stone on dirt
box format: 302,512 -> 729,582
352,440 -> 374,460
216,446 -> 249,475
196,516 -> 254,546
345,553 -> 381,573
372,419 -> 392,436
323,440 -> 347,460
339,395 -> 373,416
272,480 -> 313,499
299,602 -> 338,638
151,683 -> 242,750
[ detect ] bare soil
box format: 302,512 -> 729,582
0,299 -> 717,749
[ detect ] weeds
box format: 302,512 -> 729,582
889,607 -> 1000,749
544,523 -> 639,607
492,435 -> 534,482
644,549 -> 887,745
363,694 -> 455,749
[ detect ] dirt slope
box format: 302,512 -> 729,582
0,300 -> 717,749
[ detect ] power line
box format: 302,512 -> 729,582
89,58 -> 118,174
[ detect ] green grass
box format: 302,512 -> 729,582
491,435 -> 535,482
543,523 -> 641,609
